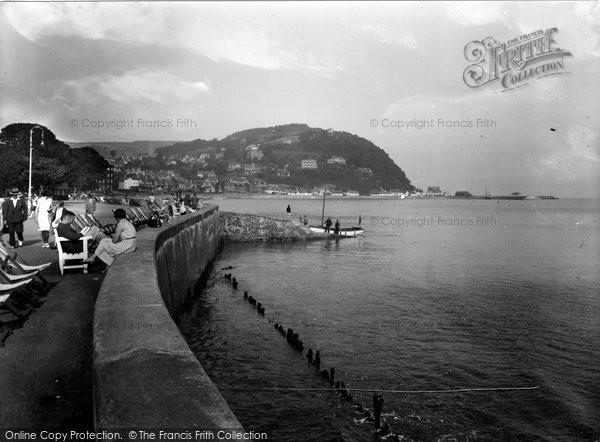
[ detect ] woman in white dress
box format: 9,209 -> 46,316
34,191 -> 54,247
85,208 -> 136,266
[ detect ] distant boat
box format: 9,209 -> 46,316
484,187 -> 491,200
309,193 -> 364,237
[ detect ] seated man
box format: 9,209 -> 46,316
56,210 -> 107,253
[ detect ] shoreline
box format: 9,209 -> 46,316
95,193 -> 568,202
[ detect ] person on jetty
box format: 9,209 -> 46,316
85,208 -> 136,267
56,210 -> 107,253
324,217 -> 332,233
334,219 -> 340,234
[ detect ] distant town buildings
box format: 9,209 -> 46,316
301,159 -> 318,169
120,177 -> 140,190
243,163 -> 263,174
101,166 -> 114,194
426,186 -> 444,197
228,162 -> 242,171
327,156 -> 346,165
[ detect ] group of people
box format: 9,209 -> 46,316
285,205 -> 341,233
1,187 -> 137,272
323,217 -> 341,234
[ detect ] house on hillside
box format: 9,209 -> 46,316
243,163 -> 263,174
301,159 -> 318,169
228,162 -> 242,171
327,156 -> 346,165
247,148 -> 264,161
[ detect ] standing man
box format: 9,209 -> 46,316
286,204 -> 291,216
324,217 -> 332,233
2,188 -> 28,249
85,193 -> 96,215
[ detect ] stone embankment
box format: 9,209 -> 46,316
93,205 -> 242,430
221,211 -> 327,242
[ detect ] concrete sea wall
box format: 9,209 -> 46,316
93,205 -> 242,429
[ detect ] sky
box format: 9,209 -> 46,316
1,1 -> 599,197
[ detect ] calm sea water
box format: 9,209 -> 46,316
179,198 -> 600,441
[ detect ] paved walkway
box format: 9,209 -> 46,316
0,214 -> 105,429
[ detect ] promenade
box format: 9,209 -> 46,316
0,210 -> 105,429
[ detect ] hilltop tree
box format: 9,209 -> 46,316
0,123 -> 109,194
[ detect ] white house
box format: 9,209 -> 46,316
327,156 -> 346,165
301,159 -> 318,169
121,178 -> 140,190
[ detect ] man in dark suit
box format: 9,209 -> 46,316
56,210 -> 106,254
2,187 -> 27,249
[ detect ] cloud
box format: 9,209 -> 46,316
2,2 -> 341,75
53,69 -> 210,110
445,2 -> 600,58
445,2 -> 506,27
344,21 -> 418,49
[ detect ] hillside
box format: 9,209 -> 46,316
156,124 -> 413,194
67,140 -> 181,157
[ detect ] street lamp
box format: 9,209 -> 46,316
28,125 -> 44,213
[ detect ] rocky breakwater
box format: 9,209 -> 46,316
220,211 -> 326,242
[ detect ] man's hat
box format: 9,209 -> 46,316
9,187 -> 19,195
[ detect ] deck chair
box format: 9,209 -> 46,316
71,216 -> 88,231
87,214 -> 116,236
138,206 -> 154,219
0,279 -> 36,346
0,240 -> 51,285
130,207 -> 148,223
0,265 -> 48,295
76,214 -> 95,228
124,208 -> 145,230
56,236 -> 92,275
1,280 -> 35,320
0,267 -> 45,306
134,207 -> 154,226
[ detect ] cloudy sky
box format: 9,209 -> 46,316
1,2 -> 598,197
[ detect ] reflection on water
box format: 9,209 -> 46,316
179,198 -> 600,441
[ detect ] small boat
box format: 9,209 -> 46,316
309,225 -> 364,237
309,192 -> 364,237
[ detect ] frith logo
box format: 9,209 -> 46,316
463,28 -> 572,91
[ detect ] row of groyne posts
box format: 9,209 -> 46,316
223,270 -> 397,440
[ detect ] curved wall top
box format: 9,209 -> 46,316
92,205 -> 242,429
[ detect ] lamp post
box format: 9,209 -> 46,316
28,125 -> 44,213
